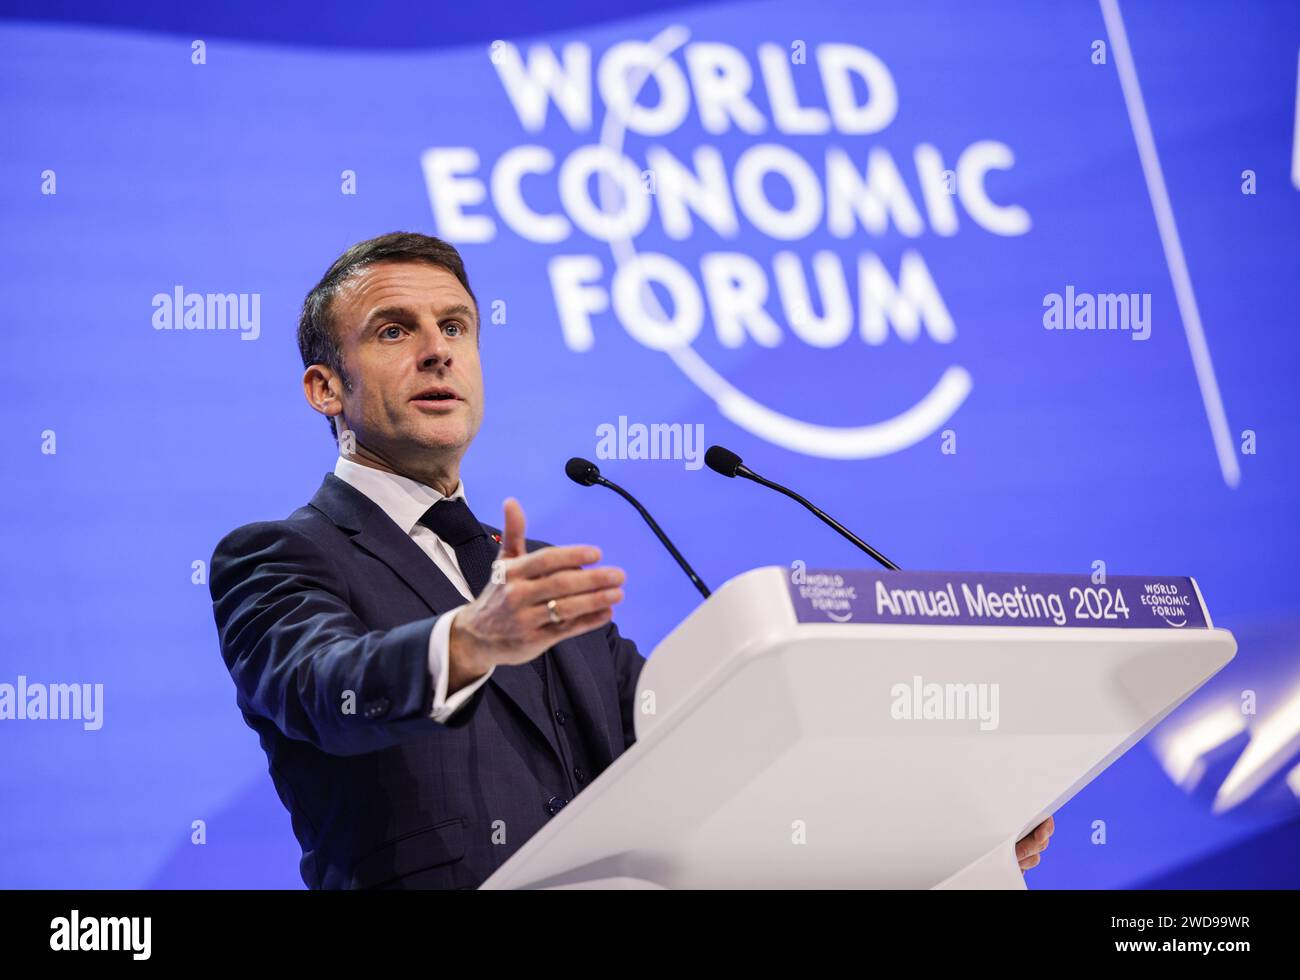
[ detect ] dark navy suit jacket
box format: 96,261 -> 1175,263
209,473 -> 646,889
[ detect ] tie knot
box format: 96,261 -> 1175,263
418,497 -> 486,548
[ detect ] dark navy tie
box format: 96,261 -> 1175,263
418,497 -> 547,683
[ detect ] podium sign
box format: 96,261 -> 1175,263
483,568 -> 1235,889
788,570 -> 1210,630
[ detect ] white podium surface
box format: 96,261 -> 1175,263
483,567 -> 1236,889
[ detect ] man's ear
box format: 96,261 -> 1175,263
303,364 -> 344,419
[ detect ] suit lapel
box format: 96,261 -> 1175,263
310,473 -> 467,616
488,662 -> 560,759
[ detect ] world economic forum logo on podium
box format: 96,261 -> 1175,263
422,27 -> 1030,459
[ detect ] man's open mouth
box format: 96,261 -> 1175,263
411,387 -> 459,405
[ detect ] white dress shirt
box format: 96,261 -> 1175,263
332,455 -> 494,722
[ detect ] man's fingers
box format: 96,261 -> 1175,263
525,586 -> 624,631
541,605 -> 615,645
522,567 -> 625,605
1019,854 -> 1041,871
499,498 -> 527,560
1015,817 -> 1054,862
510,543 -> 602,580
499,606 -> 616,669
1016,834 -> 1041,862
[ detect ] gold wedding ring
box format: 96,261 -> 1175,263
546,599 -> 564,625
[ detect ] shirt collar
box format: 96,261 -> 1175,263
332,455 -> 466,535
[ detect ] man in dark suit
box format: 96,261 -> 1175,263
211,231 -> 1054,889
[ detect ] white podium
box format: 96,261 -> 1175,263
483,567 -> 1236,889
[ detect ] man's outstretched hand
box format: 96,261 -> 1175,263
447,497 -> 625,692
1016,816 -> 1054,872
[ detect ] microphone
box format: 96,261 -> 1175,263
564,457 -> 711,598
703,445 -> 900,571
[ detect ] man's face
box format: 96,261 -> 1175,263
327,260 -> 484,466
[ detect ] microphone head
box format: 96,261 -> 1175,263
565,456 -> 602,487
704,445 -> 744,478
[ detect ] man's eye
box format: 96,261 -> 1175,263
444,321 -> 463,336
381,325 -> 404,339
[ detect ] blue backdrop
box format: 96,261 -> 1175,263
2,0 -> 1298,888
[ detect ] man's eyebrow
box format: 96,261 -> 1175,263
363,305 -> 418,328
362,303 -> 479,328
438,303 -> 479,326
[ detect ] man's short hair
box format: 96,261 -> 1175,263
297,231 -> 478,441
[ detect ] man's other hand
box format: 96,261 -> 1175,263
1016,816 -> 1055,872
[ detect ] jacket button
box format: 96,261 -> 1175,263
554,710 -> 567,725
362,697 -> 390,719
545,796 -> 569,817
573,768 -> 586,784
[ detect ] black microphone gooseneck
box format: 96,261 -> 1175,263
703,445 -> 900,571
564,457 -> 711,598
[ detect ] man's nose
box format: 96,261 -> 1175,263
418,328 -> 452,368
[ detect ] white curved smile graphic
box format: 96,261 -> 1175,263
667,346 -> 972,459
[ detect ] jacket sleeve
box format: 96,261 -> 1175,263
210,520 -> 452,757
604,618 -> 646,750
